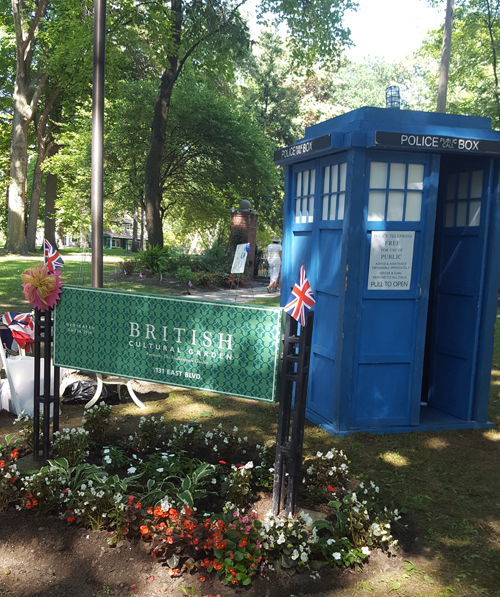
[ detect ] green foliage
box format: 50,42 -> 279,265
174,265 -> 195,284
133,415 -> 167,453
52,428 -> 90,467
0,435 -> 21,512
82,403 -> 113,445
138,245 -> 171,276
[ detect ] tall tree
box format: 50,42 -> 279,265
3,0 -> 48,253
144,0 -> 356,247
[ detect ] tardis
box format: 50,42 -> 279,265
274,107 -> 500,435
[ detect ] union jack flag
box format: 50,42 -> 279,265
283,265 -> 316,326
44,239 -> 65,273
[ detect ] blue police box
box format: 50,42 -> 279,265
274,107 -> 500,435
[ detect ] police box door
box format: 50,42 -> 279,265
349,152 -> 438,429
423,155 -> 492,421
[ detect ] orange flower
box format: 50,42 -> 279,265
165,527 -> 173,535
198,576 -> 205,582
167,537 -> 173,544
140,526 -> 150,536
0,460 -> 5,468
128,495 -> 134,505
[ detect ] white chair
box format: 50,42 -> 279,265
0,330 -> 22,415
84,373 -> 146,410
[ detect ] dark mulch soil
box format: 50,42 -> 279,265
0,509 -> 410,597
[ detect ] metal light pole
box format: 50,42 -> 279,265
91,0 -> 106,287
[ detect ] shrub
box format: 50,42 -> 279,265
133,415 -> 167,453
52,428 -> 89,467
174,265 -> 195,284
0,435 -> 21,512
120,259 -> 137,275
138,245 -> 171,275
82,403 -> 113,445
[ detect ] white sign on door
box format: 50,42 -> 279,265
368,231 -> 415,290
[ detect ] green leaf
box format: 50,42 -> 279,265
234,551 -> 244,561
389,581 -> 401,591
242,577 -> 251,585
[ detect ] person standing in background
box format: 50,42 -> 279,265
266,236 -> 282,293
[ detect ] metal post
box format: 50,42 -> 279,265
272,311 -> 314,516
91,0 -> 106,288
33,309 -> 60,463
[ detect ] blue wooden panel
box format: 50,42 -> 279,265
314,292 -> 338,354
430,353 -> 470,419
318,229 -> 343,285
308,351 -> 336,422
359,299 -> 415,356
354,363 -> 411,427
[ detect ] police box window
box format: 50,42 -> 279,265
445,171 -> 482,228
322,163 -> 346,221
367,161 -> 424,222
295,169 -> 315,223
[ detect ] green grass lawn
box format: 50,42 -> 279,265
0,251 -> 498,596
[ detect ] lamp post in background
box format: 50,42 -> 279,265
91,0 -> 106,288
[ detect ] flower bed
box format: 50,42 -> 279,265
0,405 -> 400,587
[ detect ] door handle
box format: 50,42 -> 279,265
416,284 -> 422,301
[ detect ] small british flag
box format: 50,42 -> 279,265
283,265 -> 316,326
44,239 -> 64,273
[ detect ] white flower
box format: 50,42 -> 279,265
361,546 -> 371,555
127,467 -> 136,474
156,468 -> 164,473
332,552 -> 341,560
211,478 -> 217,484
291,549 -> 299,560
301,552 -> 308,562
213,445 -> 218,451
326,538 -> 335,545
233,426 -> 238,433
277,533 -> 286,544
316,451 -> 323,458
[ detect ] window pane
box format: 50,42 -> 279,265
387,191 -> 404,221
447,174 -> 456,201
368,191 -> 386,221
339,163 -> 347,191
458,172 -> 469,200
329,196 -> 337,220
369,162 -> 388,188
322,195 -> 329,220
338,193 -> 345,220
470,170 -> 483,198
296,172 -> 302,197
469,200 -> 481,226
445,203 -> 455,227
323,166 -> 330,194
310,169 -> 316,195
332,164 -> 339,192
303,170 -> 309,196
407,164 -> 424,190
389,163 -> 406,189
308,196 -> 314,222
405,192 -> 422,221
301,197 -> 308,223
295,198 -> 301,223
456,201 -> 467,226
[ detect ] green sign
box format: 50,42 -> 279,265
53,286 -> 282,402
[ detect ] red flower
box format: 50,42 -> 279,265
218,460 -> 226,465
167,537 -> 173,544
128,495 -> 134,505
140,526 -> 149,536
67,516 -> 76,523
0,460 -> 5,468
198,577 -> 205,582
130,584 -> 136,590
10,449 -> 18,459
327,485 -> 335,492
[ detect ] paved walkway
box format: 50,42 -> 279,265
188,281 -> 281,303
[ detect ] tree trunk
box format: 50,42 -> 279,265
5,74 -> 30,254
436,0 -> 454,113
4,0 -> 48,254
132,201 -> 138,252
25,90 -> 60,253
144,0 -> 183,249
25,144 -> 45,252
144,68 -> 178,248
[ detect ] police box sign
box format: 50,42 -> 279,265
274,135 -> 331,164
375,131 -> 500,154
